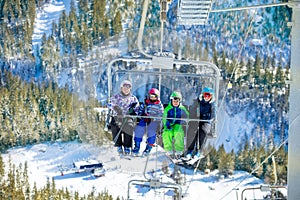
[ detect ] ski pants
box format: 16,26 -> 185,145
187,121 -> 207,151
162,124 -> 185,152
134,120 -> 158,145
111,117 -> 134,148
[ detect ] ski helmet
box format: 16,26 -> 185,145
120,80 -> 132,88
149,88 -> 159,98
170,91 -> 182,100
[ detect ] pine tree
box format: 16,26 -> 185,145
254,146 -> 265,178
253,53 -> 261,84
0,155 -> 4,179
275,146 -> 288,184
217,145 -> 234,176
112,10 -> 123,36
274,65 -> 284,88
184,36 -> 192,59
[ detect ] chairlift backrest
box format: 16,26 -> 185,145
107,55 -> 220,123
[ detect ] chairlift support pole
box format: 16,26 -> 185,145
137,0 -> 152,58
287,2 -> 300,199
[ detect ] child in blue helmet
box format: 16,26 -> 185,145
186,87 -> 215,159
132,88 -> 164,156
162,91 -> 189,158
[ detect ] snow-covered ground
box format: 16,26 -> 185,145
32,0 -> 71,46
2,141 -> 286,200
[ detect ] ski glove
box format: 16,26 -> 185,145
166,121 -> 173,130
174,120 -> 182,125
142,113 -> 151,123
166,125 -> 172,130
128,107 -> 136,115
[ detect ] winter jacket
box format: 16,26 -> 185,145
134,98 -> 164,145
162,102 -> 189,152
109,92 -> 139,116
163,103 -> 189,129
199,98 -> 214,121
138,98 -> 164,119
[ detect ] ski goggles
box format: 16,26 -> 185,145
122,84 -> 132,89
203,92 -> 212,98
172,97 -> 181,102
149,94 -> 158,99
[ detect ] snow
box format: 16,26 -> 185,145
32,0 -> 72,46
2,141 -> 283,200
217,110 -> 254,152
250,39 -> 263,46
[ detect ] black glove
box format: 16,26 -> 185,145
142,113 -> 151,123
128,107 -> 136,115
144,118 -> 151,123
174,120 -> 181,125
129,102 -> 138,108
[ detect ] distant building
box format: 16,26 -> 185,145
73,160 -> 103,173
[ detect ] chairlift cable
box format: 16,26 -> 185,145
218,113 -> 299,200
214,6 -> 258,147
218,137 -> 288,200
210,2 -> 292,199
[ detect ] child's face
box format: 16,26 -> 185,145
203,92 -> 212,101
149,94 -> 157,101
172,98 -> 180,107
121,84 -> 131,95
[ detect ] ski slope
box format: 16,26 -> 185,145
2,141 -> 285,200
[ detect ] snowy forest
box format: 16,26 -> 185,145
0,0 -> 292,199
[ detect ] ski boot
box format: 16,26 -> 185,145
124,147 -> 131,155
174,151 -> 184,161
185,151 -> 193,160
142,144 -> 152,156
117,146 -> 123,155
132,141 -> 141,156
193,151 -> 201,159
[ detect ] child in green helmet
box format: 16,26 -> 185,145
162,91 -> 189,158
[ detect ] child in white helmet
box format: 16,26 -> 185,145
108,80 -> 139,155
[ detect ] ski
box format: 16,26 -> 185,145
164,153 -> 185,165
166,153 -> 205,169
121,155 -> 131,160
186,155 -> 204,166
119,153 -> 132,160
131,153 -> 148,158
